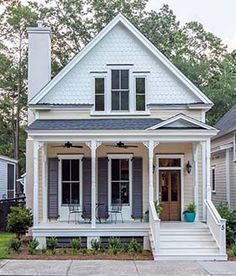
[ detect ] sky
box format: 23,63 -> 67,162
147,0 -> 236,51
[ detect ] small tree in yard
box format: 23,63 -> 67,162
7,206 -> 33,239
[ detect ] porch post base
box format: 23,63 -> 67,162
143,236 -> 150,250
35,236 -> 46,250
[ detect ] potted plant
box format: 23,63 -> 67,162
154,200 -> 163,216
183,203 -> 196,222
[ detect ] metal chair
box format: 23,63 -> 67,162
68,204 -> 82,224
109,199 -> 124,224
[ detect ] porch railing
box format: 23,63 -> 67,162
205,199 -> 226,255
149,201 -> 161,256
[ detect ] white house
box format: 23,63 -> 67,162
0,155 -> 17,199
26,14 -> 227,260
211,105 -> 236,210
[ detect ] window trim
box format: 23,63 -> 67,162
58,155 -> 83,207
234,131 -> 236,162
92,73 -> 107,113
211,166 -> 216,193
134,75 -> 147,112
7,162 -> 16,199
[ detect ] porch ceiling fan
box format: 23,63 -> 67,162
105,141 -> 138,149
51,141 -> 83,149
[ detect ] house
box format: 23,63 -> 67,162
26,15 -> 227,260
211,105 -> 236,210
0,155 -> 17,199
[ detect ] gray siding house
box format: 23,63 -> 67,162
211,105 -> 236,210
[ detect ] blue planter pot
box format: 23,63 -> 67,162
184,212 -> 196,222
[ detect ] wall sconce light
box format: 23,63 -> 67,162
186,161 -> 192,174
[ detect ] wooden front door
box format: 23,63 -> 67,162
159,170 -> 181,221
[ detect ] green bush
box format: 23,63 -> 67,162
108,237 -> 122,255
28,239 -> 39,255
122,243 -> 129,253
128,238 -> 143,254
46,237 -> 58,254
228,244 -> 236,257
71,238 -> 81,254
9,238 -> 22,254
91,238 -> 101,251
217,202 -> 236,246
7,206 -> 33,239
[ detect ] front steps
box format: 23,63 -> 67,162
151,222 -> 227,261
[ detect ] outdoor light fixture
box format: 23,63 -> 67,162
186,161 -> 192,174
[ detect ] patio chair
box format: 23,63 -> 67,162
68,203 -> 82,224
109,199 -> 124,224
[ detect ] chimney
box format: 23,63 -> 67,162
27,21 -> 51,103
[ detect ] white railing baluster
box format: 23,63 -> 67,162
149,201 -> 160,256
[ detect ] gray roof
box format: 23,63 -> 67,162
214,105 -> 236,137
28,118 -> 163,131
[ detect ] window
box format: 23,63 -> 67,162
111,69 -> 129,111
211,167 -> 216,192
7,164 -> 15,198
111,159 -> 129,205
95,78 -> 105,111
159,158 -> 181,167
234,132 -> 236,162
62,159 -> 80,204
135,77 -> 145,111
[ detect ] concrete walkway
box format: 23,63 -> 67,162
0,260 -> 236,275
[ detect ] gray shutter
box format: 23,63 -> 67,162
48,158 -> 59,219
98,158 -> 109,219
82,158 -> 91,219
132,157 -> 143,220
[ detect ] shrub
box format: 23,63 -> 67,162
71,238 -> 81,254
108,237 -> 122,255
228,244 -> 236,257
9,238 -> 22,254
46,237 -> 58,254
186,203 -> 196,213
91,238 -> 101,251
7,206 -> 33,239
128,239 -> 143,254
217,202 -> 236,246
28,239 -> 39,255
122,243 -> 129,253
154,200 -> 163,215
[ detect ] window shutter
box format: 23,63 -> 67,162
98,158 -> 109,219
82,158 -> 91,219
48,158 -> 59,219
132,157 -> 143,220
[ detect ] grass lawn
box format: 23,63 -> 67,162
0,232 -> 15,259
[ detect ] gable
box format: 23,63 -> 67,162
30,14 -> 212,106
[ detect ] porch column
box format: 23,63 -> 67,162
149,140 -> 154,203
33,141 -> 39,226
206,138 -> 212,200
42,143 -> 47,223
226,148 -> 230,208
201,141 -> 207,221
193,142 -> 199,221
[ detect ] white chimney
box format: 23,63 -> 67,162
27,21 -> 51,103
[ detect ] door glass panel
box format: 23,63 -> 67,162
121,181 -> 129,204
120,159 -> 129,180
159,158 -> 181,167
62,182 -> 70,204
71,160 -> 79,181
62,160 -> 70,181
111,182 -> 120,204
160,171 -> 168,201
112,159 -> 119,180
171,172 -> 178,201
71,182 -> 80,204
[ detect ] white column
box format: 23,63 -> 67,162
149,140 -> 154,203
42,143 -> 47,223
201,141 -> 207,221
206,139 -> 212,200
91,140 -> 97,228
193,143 -> 199,221
226,148 -> 230,208
33,141 -> 39,226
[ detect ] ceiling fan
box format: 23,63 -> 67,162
51,141 -> 83,149
105,141 -> 138,149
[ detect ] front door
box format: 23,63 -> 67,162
159,170 -> 181,221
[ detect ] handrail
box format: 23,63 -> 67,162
205,199 -> 226,255
149,201 -> 160,256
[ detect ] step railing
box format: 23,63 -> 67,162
149,201 -> 161,255
205,199 -> 226,255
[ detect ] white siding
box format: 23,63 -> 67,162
230,150 -> 236,210
0,160 -> 7,199
40,23 -> 200,105
211,152 -> 227,207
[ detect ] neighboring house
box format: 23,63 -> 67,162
0,155 -> 17,199
26,15 -> 226,260
211,105 -> 236,210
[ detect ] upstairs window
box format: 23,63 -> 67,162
135,77 -> 145,111
95,78 -> 105,111
111,69 -> 129,111
211,167 -> 216,192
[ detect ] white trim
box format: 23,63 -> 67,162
202,141 -> 207,221
211,142 -> 234,154
42,144 -> 47,223
57,154 -> 84,160
225,148 -> 230,208
147,113 -> 216,131
107,154 -> 133,159
193,143 -> 199,221
0,155 -> 17,163
233,131 -> 236,162
91,73 -> 107,113
156,154 -> 184,221
133,74 -> 148,113
29,14 -> 213,106
33,141 -> 39,226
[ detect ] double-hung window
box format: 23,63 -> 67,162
62,159 -> 80,204
95,78 -> 105,111
111,69 -> 129,111
135,77 -> 146,111
211,167 -> 216,192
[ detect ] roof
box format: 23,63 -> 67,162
0,155 -> 17,163
29,14 -> 213,106
214,105 -> 236,137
